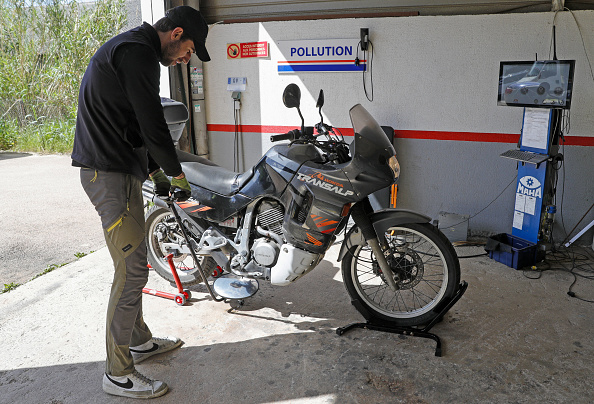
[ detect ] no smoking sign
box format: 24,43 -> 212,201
227,42 -> 268,59
227,43 -> 240,59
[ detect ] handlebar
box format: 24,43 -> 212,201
157,191 -> 189,204
270,129 -> 300,142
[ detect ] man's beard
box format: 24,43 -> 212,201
160,40 -> 182,66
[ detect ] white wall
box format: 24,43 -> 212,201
202,10 -> 594,240
141,0 -> 169,97
205,11 -> 594,140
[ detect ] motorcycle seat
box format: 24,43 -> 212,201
180,158 -> 254,196
176,149 -> 219,166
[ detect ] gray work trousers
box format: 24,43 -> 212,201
80,169 -> 152,376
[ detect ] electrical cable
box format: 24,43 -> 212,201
522,245 -> 594,302
233,100 -> 240,172
560,8 -> 594,82
548,8 -> 594,249
452,241 -> 488,259
440,174 -> 518,231
560,202 -> 594,246
363,40 -> 374,102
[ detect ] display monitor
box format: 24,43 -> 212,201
497,60 -> 575,109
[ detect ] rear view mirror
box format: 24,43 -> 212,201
283,84 -> 301,109
315,89 -> 324,109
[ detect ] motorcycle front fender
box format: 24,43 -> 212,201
338,209 -> 431,262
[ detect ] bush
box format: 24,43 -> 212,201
0,118 -> 17,149
0,0 -> 127,152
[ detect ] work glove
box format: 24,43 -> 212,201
170,175 -> 192,202
150,170 -> 170,197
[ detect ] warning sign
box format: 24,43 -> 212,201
227,42 -> 269,59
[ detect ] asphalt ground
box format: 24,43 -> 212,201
0,152 -> 105,286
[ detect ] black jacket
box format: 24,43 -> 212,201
72,23 -> 182,180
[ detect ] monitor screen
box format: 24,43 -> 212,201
497,60 -> 575,109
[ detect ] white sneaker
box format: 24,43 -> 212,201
102,370 -> 168,399
130,336 -> 182,364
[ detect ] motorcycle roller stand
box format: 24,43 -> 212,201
335,203 -> 468,357
336,281 -> 468,357
143,253 -> 192,306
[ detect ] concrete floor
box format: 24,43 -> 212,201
1,240 -> 593,403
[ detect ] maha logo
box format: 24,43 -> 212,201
517,175 -> 542,198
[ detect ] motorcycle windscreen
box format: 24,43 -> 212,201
348,104 -> 395,158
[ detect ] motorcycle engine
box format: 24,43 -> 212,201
256,200 -> 284,237
251,200 -> 285,267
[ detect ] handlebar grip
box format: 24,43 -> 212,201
270,130 -> 299,142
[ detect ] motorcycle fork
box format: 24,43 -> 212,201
167,199 -> 225,302
350,198 -> 399,292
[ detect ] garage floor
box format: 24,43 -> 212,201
1,242 -> 592,403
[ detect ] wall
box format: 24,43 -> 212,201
202,10 -> 594,243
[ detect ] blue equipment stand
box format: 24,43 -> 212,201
497,107 -> 562,265
513,160 -> 548,243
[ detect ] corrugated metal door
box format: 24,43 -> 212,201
200,0 -> 560,23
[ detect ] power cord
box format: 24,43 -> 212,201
232,94 -> 241,172
356,40 -> 374,102
440,174 -> 518,232
364,40 -> 374,102
525,246 -> 594,303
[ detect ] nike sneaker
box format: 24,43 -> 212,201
130,336 -> 182,364
102,370 -> 168,399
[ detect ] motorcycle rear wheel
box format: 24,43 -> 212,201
342,222 -> 460,327
145,206 -> 217,286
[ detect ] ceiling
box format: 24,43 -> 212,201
200,0 -> 594,24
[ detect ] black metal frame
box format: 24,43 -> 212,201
336,281 -> 468,357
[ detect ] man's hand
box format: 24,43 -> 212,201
149,170 -> 171,197
170,173 -> 191,201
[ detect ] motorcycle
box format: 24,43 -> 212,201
143,84 -> 461,327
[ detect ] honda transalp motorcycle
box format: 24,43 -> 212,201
144,84 -> 461,327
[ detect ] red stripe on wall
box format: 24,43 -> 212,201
207,124 -> 594,146
207,124 -> 355,136
394,130 -> 519,143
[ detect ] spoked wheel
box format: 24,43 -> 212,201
342,223 -> 460,327
145,206 -> 216,286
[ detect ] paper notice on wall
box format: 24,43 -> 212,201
515,193 -> 526,212
521,108 -> 551,151
524,196 -> 537,215
513,211 -> 524,230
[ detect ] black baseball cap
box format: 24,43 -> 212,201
166,6 -> 210,62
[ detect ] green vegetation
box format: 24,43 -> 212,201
29,262 -> 65,281
1,251 -> 95,294
0,0 -> 127,153
2,282 -> 20,293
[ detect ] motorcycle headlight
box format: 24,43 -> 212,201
388,155 -> 400,180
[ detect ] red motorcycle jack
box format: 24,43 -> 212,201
143,254 -> 192,306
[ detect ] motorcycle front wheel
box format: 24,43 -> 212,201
145,206 -> 217,286
342,222 -> 460,327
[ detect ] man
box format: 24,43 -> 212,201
71,6 -> 210,399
